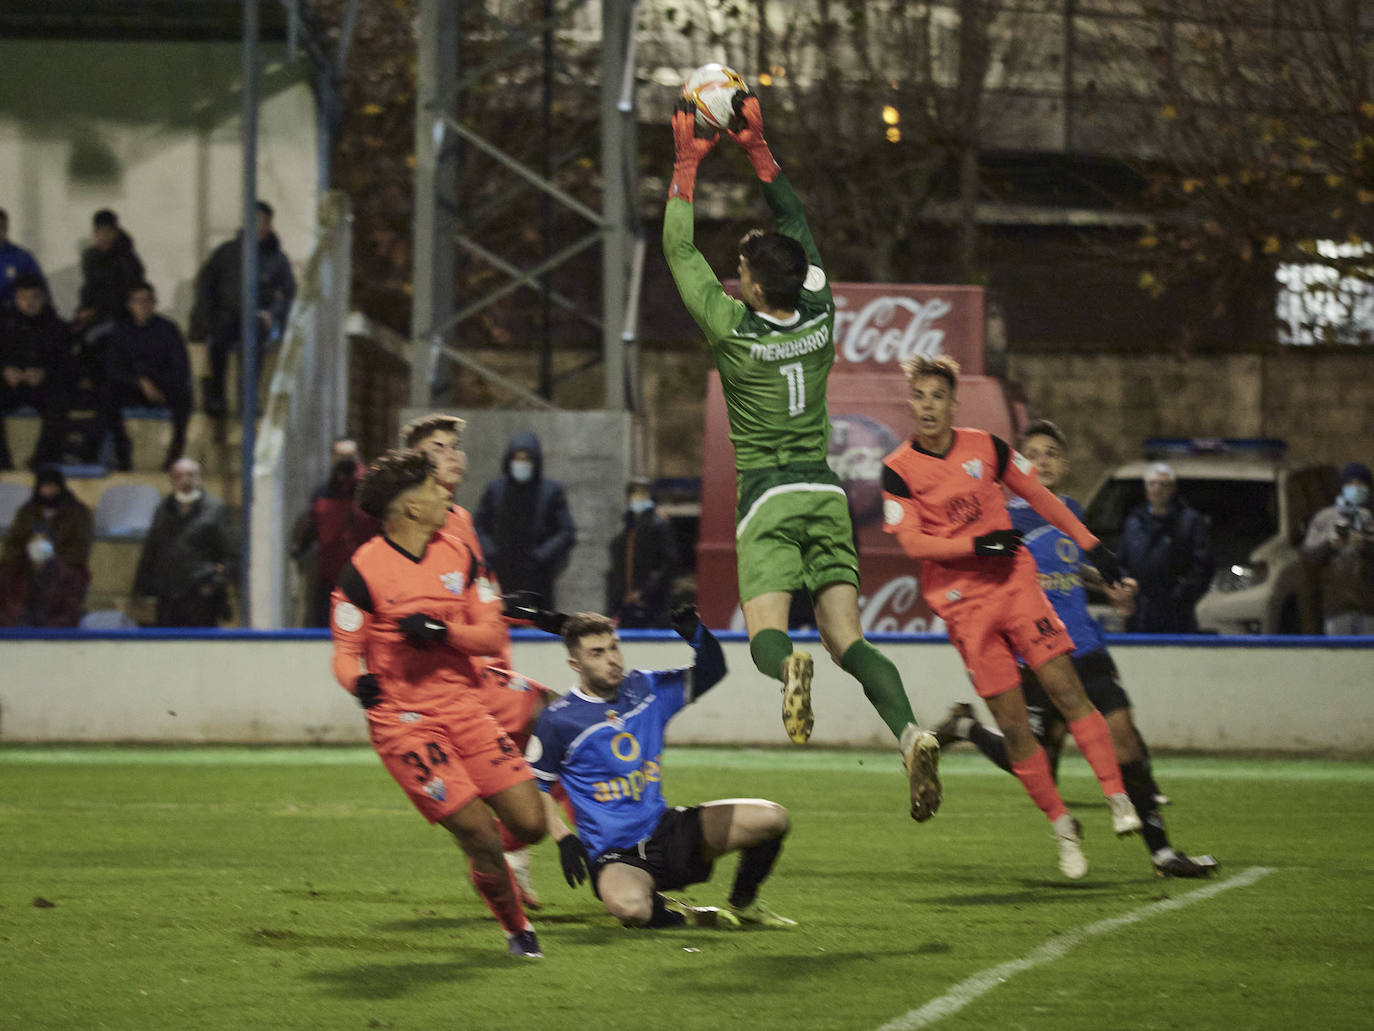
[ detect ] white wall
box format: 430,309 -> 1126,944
0,41 -> 318,327
2,636 -> 1370,754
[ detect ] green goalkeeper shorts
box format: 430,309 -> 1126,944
734,462 -> 860,603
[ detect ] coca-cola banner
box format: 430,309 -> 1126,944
832,283 -> 984,374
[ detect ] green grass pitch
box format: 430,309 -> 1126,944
2,746 -> 1371,1031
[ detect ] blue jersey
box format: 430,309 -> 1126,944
528,667 -> 688,860
1008,494 -> 1104,657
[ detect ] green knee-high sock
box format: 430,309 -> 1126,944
749,628 -> 794,681
840,639 -> 915,741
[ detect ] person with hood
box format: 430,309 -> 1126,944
76,209 -> 145,329
606,476 -> 679,628
1117,462 -> 1214,633
0,274 -> 72,470
191,201 -> 297,417
474,432 -> 576,608
290,437 -> 380,627
0,206 -> 47,307
1,465 -> 94,574
1302,462 -> 1374,636
133,458 -> 238,627
0,529 -> 88,628
102,281 -> 192,472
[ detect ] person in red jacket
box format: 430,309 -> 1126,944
291,436 -> 380,627
330,449 -> 547,958
881,354 -> 1139,880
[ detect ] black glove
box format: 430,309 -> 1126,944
557,834 -> 590,888
354,673 -> 382,709
973,529 -> 1023,557
1088,544 -> 1123,586
669,603 -> 701,641
396,612 -> 447,645
502,591 -> 568,637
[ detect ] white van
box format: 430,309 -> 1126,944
1081,440 -> 1338,634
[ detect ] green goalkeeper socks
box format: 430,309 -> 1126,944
840,639 -> 916,741
749,628 -> 794,681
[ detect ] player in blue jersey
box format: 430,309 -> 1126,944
528,609 -> 797,929
934,420 -> 1218,878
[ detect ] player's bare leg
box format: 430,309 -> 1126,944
812,583 -> 941,821
598,863 -> 735,929
743,590 -> 813,743
983,686 -> 1087,878
699,799 -> 797,927
439,792 -> 543,957
1035,655 -> 1140,837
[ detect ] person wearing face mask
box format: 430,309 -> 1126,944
606,477 -> 680,629
290,437 -> 380,627
1302,462 -> 1374,636
132,457 -> 239,627
0,530 -> 88,627
1117,462 -> 1214,633
1,465 -> 93,574
474,431 -> 576,608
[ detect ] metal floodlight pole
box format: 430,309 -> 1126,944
239,0 -> 261,627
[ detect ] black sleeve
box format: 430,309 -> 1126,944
336,560 -> 374,612
991,435 -> 1011,481
882,464 -> 911,498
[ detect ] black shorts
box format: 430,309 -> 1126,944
591,805 -> 714,896
1019,649 -> 1131,740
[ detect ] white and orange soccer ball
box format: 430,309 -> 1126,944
682,63 -> 750,132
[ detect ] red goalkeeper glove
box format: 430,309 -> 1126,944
727,94 -> 779,183
669,100 -> 718,203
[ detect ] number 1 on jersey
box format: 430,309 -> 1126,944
780,361 -> 805,417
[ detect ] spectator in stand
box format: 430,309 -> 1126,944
1,465 -> 94,574
474,431 -> 576,608
0,274 -> 70,470
133,458 -> 238,627
290,436 -> 380,627
0,207 -> 47,307
606,476 -> 679,628
0,531 -> 87,628
1117,462 -> 1214,633
191,201 -> 297,417
102,282 -> 192,471
1302,462 -> 1374,636
76,210 -> 145,331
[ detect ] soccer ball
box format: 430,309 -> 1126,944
682,63 -> 749,132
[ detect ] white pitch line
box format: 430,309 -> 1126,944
877,866 -> 1275,1031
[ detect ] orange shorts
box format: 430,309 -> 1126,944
478,664 -> 559,742
368,700 -> 533,824
942,576 -> 1074,699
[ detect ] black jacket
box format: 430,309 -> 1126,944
1119,498 -> 1214,633
105,314 -> 192,402
606,507 -> 679,628
0,302 -> 70,379
133,493 -> 238,603
474,432 -> 576,605
79,230 -> 145,321
191,231 -> 297,343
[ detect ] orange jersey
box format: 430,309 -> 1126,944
881,428 -> 1098,615
443,504 -> 515,669
330,529 -> 506,715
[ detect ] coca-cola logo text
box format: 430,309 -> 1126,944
727,574 -> 945,635
835,295 -> 953,365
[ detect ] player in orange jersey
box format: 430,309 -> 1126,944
330,449 -> 546,958
400,412 -> 568,906
880,355 -> 1140,879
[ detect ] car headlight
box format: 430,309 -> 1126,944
1212,561 -> 1268,592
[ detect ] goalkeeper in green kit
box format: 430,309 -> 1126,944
663,89 -> 942,822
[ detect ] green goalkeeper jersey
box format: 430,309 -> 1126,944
664,173 -> 835,470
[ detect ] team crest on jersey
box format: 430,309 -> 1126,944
421,776 -> 447,802
440,570 -> 466,595
399,711 -> 422,723
962,458 -> 983,480
604,710 -> 623,729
